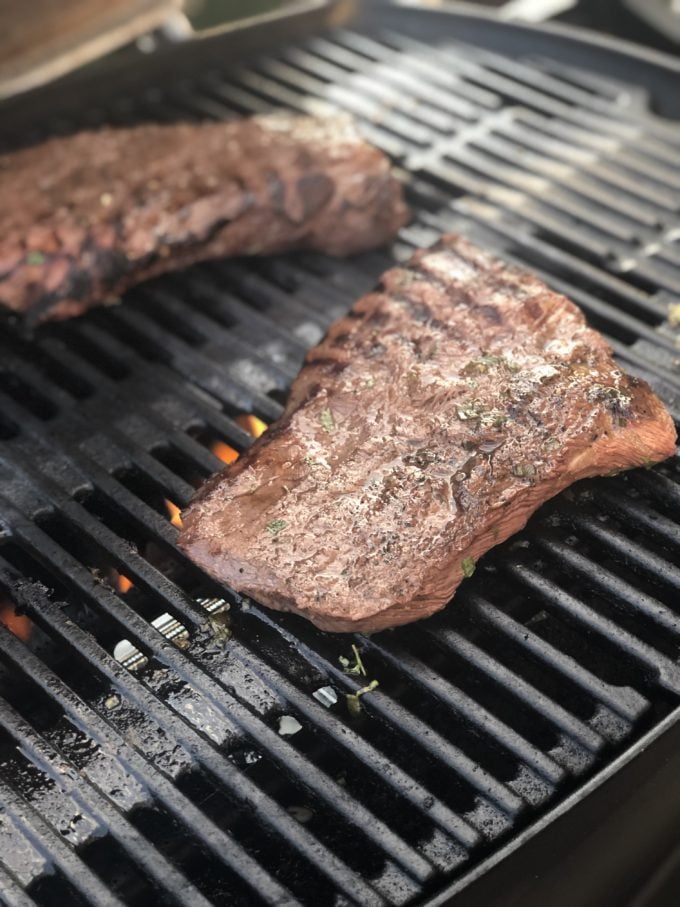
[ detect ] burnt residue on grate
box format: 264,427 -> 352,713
0,16 -> 679,907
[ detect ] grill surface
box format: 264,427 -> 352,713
1,6 -> 680,906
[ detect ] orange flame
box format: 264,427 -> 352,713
209,415 -> 268,466
111,570 -> 134,594
164,498 -> 183,529
0,601 -> 32,642
210,440 -> 239,465
236,414 -> 268,439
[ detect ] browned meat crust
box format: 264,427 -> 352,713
0,115 -> 408,324
178,235 -> 677,633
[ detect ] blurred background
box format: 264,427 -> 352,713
1,0 -> 678,102
189,0 -> 680,53
188,0 -> 281,29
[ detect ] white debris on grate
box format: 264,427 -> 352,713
313,685 -> 338,708
278,715 -> 303,736
113,597 -> 229,671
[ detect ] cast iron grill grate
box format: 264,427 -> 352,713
0,16 -> 679,907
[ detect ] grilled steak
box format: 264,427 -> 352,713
179,235 -> 677,633
0,115 -> 407,324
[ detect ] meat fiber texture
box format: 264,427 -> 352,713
179,235 -> 677,633
0,114 -> 408,324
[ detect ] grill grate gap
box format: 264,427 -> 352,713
48,323 -> 132,381
0,370 -> 57,421
148,441 -> 213,489
28,871 -> 90,907
133,287 -> 210,347
174,768 -> 341,906
75,835 -> 160,905
0,409 -> 19,440
113,466 -> 183,521
90,308 -> 169,365
0,324 -> 95,402
129,804 -> 262,907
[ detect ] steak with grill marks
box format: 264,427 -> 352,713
179,235 -> 677,633
0,114 -> 408,324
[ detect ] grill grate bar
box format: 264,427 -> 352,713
472,133 -> 666,226
247,606 -> 524,822
280,45 -> 480,125
0,370 -> 193,510
430,631 -> 605,755
198,76 -> 276,117
1,569 -> 389,907
64,450 -> 188,550
0,752 -> 126,907
148,278 -> 311,380
0,345 -> 78,420
512,110 -> 680,187
228,636 -> 482,850
627,468 -> 680,516
254,58 -> 435,149
149,277 -> 309,370
566,511 -> 680,603
0,693 -> 213,907
441,191 -> 627,266
0,394 -> 96,496
107,305 -> 284,421
0,869 -> 37,907
304,35 -> 501,112
360,637 -> 566,786
0,577 -> 305,907
222,65 -> 403,160
472,598 -> 649,723
457,41 -> 680,147
0,334 -> 205,508
69,317 -> 257,450
0,476 -> 219,632
379,30 -> 680,148
207,259 -> 352,327
428,157 -> 640,245
599,479 -> 680,548
494,119 -> 680,211
510,565 -> 680,695
330,26 -> 680,189
538,533 -> 680,638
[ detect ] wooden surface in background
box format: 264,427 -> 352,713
0,0 -> 182,98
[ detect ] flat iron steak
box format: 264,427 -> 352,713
179,235 -> 677,633
0,114 -> 408,324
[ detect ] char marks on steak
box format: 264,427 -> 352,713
179,235 -> 677,633
0,115 -> 408,323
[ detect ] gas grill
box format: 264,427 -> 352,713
1,2 -> 680,905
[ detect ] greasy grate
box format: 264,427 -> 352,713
0,15 -> 680,907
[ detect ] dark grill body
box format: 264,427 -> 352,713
0,5 -> 679,906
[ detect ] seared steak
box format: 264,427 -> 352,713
179,235 -> 677,633
0,115 -> 407,324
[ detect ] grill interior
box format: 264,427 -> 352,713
1,8 -> 680,906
